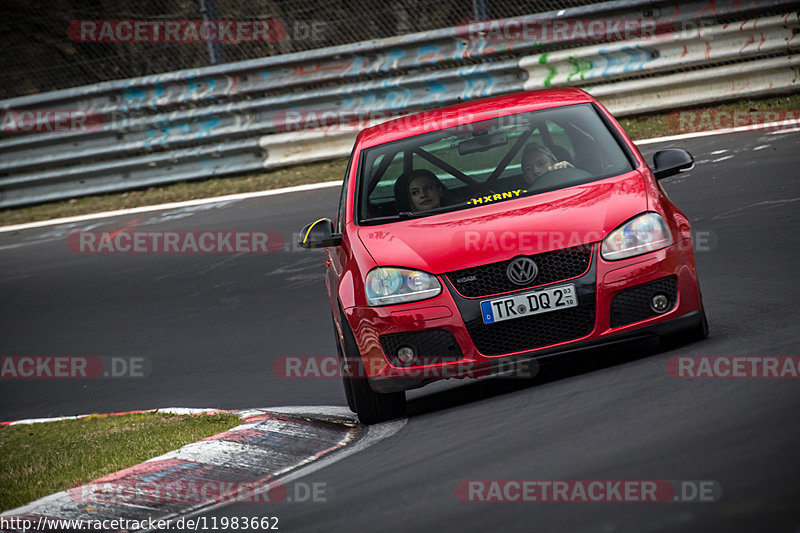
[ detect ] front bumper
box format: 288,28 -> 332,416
343,240 -> 701,393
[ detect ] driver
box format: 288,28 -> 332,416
521,144 -> 574,186
408,171 -> 445,212
395,169 -> 450,212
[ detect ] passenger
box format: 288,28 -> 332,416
521,144 -> 574,186
395,169 -> 450,213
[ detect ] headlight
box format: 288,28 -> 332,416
365,268 -> 441,306
601,212 -> 673,261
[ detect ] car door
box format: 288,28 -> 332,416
326,151 -> 354,321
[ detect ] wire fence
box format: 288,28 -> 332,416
0,0 -> 603,100
2,0 -> 797,208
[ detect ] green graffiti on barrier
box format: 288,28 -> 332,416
536,55 -> 557,87
566,56 -> 592,82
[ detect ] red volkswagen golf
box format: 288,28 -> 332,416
300,88 -> 708,424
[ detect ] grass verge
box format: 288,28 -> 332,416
0,159 -> 348,227
615,92 -> 800,140
0,411 -> 242,512
1,92 -> 798,227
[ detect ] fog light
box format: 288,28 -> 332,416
397,346 -> 416,364
650,293 -> 670,313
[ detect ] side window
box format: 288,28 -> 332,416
374,152 -> 405,199
335,151 -> 355,234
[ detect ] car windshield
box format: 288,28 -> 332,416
356,103 -> 634,224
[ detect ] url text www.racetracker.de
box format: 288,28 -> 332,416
0,515 -> 280,531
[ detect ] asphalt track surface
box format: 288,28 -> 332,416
1,128 -> 799,532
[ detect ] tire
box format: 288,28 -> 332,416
333,317 -> 356,412
337,312 -> 405,425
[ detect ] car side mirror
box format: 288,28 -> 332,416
298,218 -> 342,248
652,148 -> 694,180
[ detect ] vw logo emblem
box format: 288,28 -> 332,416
506,257 -> 538,285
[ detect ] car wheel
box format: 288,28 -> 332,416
337,311 -> 406,425
333,317 -> 357,412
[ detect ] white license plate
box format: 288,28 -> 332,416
481,284 -> 577,324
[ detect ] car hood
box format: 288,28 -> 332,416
357,171 -> 648,274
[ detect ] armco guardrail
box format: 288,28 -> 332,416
1,0 -> 798,208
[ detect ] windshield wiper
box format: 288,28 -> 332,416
360,203 -> 473,225
359,212 -> 423,224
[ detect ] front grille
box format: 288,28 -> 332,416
610,276 -> 678,328
466,304 -> 596,356
447,245 -> 592,298
380,328 -> 463,366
